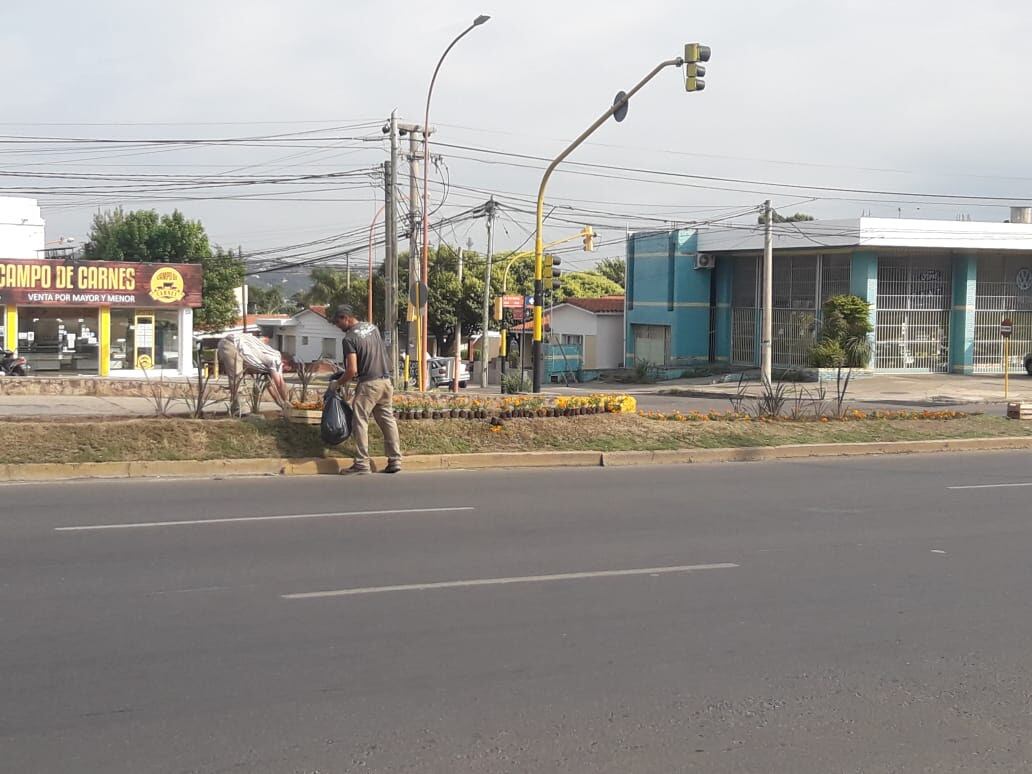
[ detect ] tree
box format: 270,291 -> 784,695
554,271 -> 622,303
84,208 -> 212,262
82,207 -> 245,332
247,284 -> 291,315
195,249 -> 245,331
594,257 -> 625,288
808,294 -> 874,416
757,211 -> 816,224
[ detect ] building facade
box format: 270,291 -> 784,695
1,197 -> 202,376
626,214 -> 1032,374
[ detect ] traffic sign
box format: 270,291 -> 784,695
613,91 -> 629,123
1001,318 -> 1014,338
409,281 -> 428,308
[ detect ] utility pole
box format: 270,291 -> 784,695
761,199 -> 773,388
385,111 -> 399,384
480,197 -> 496,388
452,240 -> 464,392
402,125 -> 423,389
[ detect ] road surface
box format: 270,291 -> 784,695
3,452 -> 1032,772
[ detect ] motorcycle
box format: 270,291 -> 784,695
1,349 -> 29,376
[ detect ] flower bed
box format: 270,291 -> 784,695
392,393 -> 637,420
638,408 -> 972,423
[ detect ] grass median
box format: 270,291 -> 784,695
2,413 -> 1031,465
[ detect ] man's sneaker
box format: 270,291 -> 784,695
341,464 -> 371,475
383,462 -> 402,474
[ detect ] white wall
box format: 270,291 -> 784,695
274,310 -> 347,364
0,198 -> 45,259
549,305 -> 597,337
595,314 -> 624,369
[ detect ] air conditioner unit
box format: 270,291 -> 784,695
694,253 -> 716,270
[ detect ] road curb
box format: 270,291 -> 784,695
1,436 -> 1030,483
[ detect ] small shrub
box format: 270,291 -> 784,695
501,372 -> 530,394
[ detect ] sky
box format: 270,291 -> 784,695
2,0 -> 1031,276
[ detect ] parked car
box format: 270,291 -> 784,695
399,356 -> 470,388
428,357 -> 470,388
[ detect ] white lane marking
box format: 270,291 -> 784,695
282,563 -> 739,599
54,506 -> 475,532
930,550 -> 947,554
147,585 -> 235,596
948,482 -> 1032,490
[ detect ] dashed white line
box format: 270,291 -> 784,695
55,506 -> 475,532
948,482 -> 1032,490
282,562 -> 739,599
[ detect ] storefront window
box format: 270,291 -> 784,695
18,307 -> 100,374
110,308 -> 180,371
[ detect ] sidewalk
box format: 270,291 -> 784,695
0,395 -> 282,418
542,372 -> 1032,406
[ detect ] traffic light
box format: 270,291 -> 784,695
684,43 -> 711,92
545,255 -> 562,291
581,225 -> 595,252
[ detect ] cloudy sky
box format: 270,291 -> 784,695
2,0 -> 1030,274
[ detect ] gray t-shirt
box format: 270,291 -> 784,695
342,322 -> 390,382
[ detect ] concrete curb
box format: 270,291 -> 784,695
2,436 -> 1030,483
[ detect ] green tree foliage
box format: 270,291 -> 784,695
757,211 -> 816,224
809,294 -> 873,368
82,208 -> 245,332
247,284 -> 292,315
553,271 -> 623,303
84,208 -> 212,262
594,257 -> 625,288
195,250 -> 245,331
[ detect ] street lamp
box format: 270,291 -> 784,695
530,45 -> 710,392
419,14 -> 490,391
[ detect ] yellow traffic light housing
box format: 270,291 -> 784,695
493,296 -> 503,321
545,255 -> 563,291
581,226 -> 595,252
684,43 -> 711,92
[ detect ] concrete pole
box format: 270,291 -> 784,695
452,243 -> 464,392
407,130 -> 421,388
480,198 -> 495,388
761,199 -> 773,387
386,111 -> 399,383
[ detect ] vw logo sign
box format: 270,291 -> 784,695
1016,267 -> 1032,292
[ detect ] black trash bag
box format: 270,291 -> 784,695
320,386 -> 354,446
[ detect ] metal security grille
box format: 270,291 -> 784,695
731,257 -> 758,365
875,257 -> 951,372
772,309 -> 818,367
730,255 -> 850,367
731,307 -> 757,364
973,256 -> 1032,373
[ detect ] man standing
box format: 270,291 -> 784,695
332,304 -> 402,474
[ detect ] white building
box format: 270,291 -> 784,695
548,296 -> 625,370
257,308 -> 348,365
0,198 -> 45,259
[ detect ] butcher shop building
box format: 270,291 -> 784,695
0,197 -> 202,377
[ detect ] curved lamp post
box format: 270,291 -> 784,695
419,14 -> 490,391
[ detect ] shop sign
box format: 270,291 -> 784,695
0,259 -> 202,307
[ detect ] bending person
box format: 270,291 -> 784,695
217,332 -> 291,409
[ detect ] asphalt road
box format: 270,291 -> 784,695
4,452 -> 1032,773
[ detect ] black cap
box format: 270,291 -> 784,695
335,304 -> 356,319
